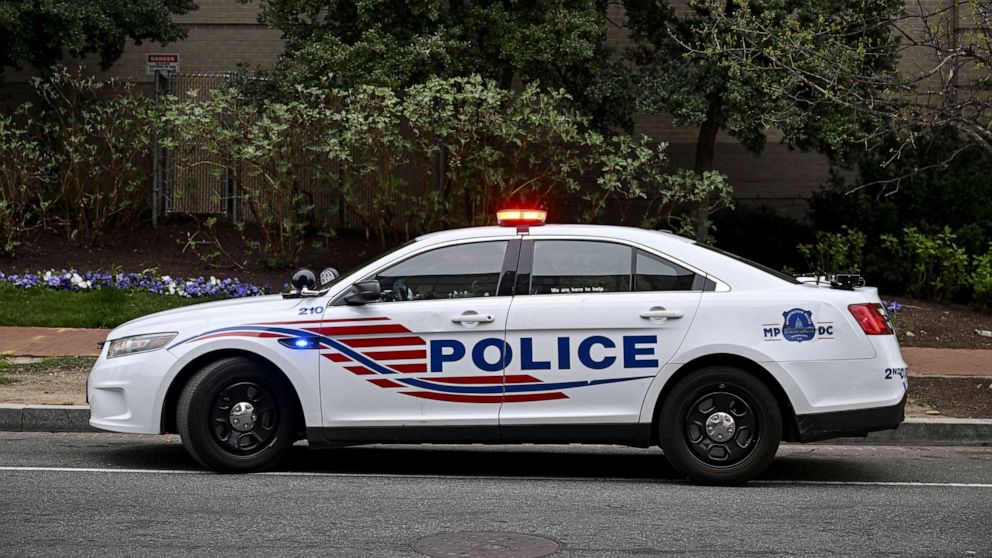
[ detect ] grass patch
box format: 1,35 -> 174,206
0,283 -> 217,328
0,357 -> 10,384
17,356 -> 97,371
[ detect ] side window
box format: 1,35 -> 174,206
373,241 -> 508,302
531,241 -> 632,294
634,250 -> 697,291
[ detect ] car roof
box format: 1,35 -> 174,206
415,224 -> 786,291
416,224 -> 695,245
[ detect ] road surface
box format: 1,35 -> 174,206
0,433 -> 989,557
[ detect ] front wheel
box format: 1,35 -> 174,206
659,367 -> 782,484
177,357 -> 296,472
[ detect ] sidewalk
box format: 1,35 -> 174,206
0,326 -> 107,357
1,326 -> 991,376
901,347 -> 992,377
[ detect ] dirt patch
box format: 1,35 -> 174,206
887,297 -> 992,350
908,376 -> 992,419
0,357 -> 92,405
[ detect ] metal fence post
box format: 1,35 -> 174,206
151,70 -> 166,228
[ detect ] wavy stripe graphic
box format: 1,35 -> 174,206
168,318 -> 654,403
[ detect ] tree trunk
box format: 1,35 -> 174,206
692,112 -> 719,240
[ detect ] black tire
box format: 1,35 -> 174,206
658,366 -> 782,485
177,356 -> 296,472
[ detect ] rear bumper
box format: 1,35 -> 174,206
794,394 -> 906,443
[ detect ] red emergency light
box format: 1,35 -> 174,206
496,209 -> 547,229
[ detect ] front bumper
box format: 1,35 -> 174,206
794,394 -> 906,443
87,348 -> 177,434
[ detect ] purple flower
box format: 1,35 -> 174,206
1,267 -> 272,300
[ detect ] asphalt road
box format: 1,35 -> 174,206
0,433 -> 990,557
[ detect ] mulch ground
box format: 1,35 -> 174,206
891,297 -> 992,350
909,377 -> 992,419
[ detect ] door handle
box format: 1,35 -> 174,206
640,309 -> 683,320
451,313 -> 495,324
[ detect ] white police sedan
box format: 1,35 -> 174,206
88,210 -> 907,483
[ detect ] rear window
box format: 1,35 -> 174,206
696,243 -> 800,284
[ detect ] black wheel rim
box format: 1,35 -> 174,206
209,381 -> 278,454
683,388 -> 759,467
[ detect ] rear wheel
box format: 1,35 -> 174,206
177,357 -> 295,472
659,366 -> 781,484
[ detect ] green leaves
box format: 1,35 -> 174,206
160,73 -> 716,248
0,67 -> 155,252
0,0 -> 196,78
253,0 -> 630,130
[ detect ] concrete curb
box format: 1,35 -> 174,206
0,405 -> 989,445
0,404 -> 97,432
827,417 -> 992,446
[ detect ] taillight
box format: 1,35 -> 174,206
848,303 -> 894,335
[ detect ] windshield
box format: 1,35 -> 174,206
696,243 -> 800,285
318,239 -> 416,289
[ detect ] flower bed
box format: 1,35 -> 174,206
0,270 -> 273,299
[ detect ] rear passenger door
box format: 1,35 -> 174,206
500,238 -> 703,427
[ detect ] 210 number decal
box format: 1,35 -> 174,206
298,306 -> 324,316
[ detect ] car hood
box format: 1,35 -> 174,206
107,295 -> 299,341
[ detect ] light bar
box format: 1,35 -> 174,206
496,209 -> 547,228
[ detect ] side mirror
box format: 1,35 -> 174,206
320,267 -> 340,285
344,280 -> 381,305
290,268 -> 317,291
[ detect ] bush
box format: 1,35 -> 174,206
808,128 -> 992,257
162,75 -> 733,254
161,86 -> 334,268
972,248 -> 992,311
797,227 -> 866,277
33,67 -> 156,245
880,226 -> 970,302
0,108 -> 51,256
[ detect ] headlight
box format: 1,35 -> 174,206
106,332 -> 178,359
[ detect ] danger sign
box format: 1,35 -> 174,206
146,53 -> 179,75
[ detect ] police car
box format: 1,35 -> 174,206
88,210 -> 906,483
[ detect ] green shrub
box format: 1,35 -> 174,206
33,67 -> 156,245
972,248 -> 992,311
808,128 -> 992,258
797,227 -> 866,277
161,87 -> 332,268
0,109 -> 52,256
880,226 -> 970,302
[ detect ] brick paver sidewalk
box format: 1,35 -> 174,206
901,347 -> 992,377
0,326 -> 990,376
0,327 -> 107,357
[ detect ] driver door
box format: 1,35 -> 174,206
318,238 -> 519,436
